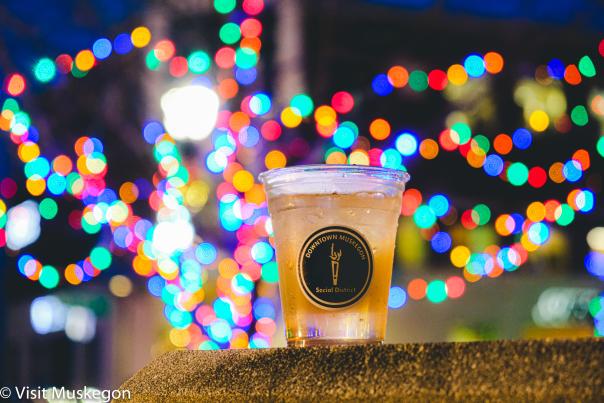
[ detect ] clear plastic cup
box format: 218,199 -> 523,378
260,165 -> 409,346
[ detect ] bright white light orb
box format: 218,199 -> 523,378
6,200 -> 41,250
161,85 -> 219,141
152,220 -> 195,255
30,295 -> 67,335
65,306 -> 97,343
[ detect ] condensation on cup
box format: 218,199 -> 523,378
260,165 -> 409,346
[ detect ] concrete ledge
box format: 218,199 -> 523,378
119,339 -> 603,402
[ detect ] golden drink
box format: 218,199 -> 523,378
260,165 -> 408,346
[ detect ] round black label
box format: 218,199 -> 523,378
298,226 -> 373,309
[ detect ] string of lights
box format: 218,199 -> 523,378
0,0 -> 603,347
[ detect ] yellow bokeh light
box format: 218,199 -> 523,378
109,274 -> 133,298
109,203 -> 129,224
520,233 -> 539,252
264,150 -> 287,169
230,332 -> 249,348
280,107 -> 302,128
17,142 -> 40,162
529,110 -> 549,132
131,26 -> 152,48
185,180 -> 209,211
26,177 -> 46,196
326,151 -> 347,164
348,149 -> 369,165
133,255 -> 154,277
314,105 -> 337,126
70,177 -> 85,196
169,328 -> 191,348
526,201 -> 546,222
233,170 -> 254,192
75,50 -> 95,71
450,245 -> 471,267
158,258 -> 179,280
447,64 -> 468,86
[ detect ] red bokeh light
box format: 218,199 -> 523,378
242,0 -> 264,15
260,120 -> 282,141
331,91 -> 355,114
445,276 -> 466,298
169,56 -> 188,77
527,166 -> 547,188
428,69 -> 448,90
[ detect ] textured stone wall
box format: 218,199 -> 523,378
119,339 -> 603,402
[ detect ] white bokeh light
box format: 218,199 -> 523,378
152,220 -> 195,256
6,200 -> 41,250
161,85 -> 219,141
30,296 -> 67,335
65,306 -> 97,343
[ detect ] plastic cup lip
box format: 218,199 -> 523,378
259,164 -> 410,193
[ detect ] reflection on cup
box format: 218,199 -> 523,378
260,165 -> 409,347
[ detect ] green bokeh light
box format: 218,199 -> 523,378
261,261 -> 279,283
597,137 -> 604,158
145,50 -> 161,71
39,266 -> 59,289
235,47 -> 257,69
426,280 -> 447,303
219,22 -> 241,45
471,204 -> 491,225
91,247 -> 112,270
66,172 -> 81,195
24,157 -> 50,179
472,134 -> 490,152
39,198 -> 58,220
214,0 -> 236,14
570,105 -> 588,127
413,205 -> 437,229
188,51 -> 211,74
71,64 -> 88,79
589,296 -> 603,318
82,219 -> 101,234
555,204 -> 574,226
578,55 -> 596,78
290,94 -> 314,117
408,70 -> 428,92
451,122 -> 472,145
507,162 -> 529,186
34,58 -> 57,83
3,98 -> 20,113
